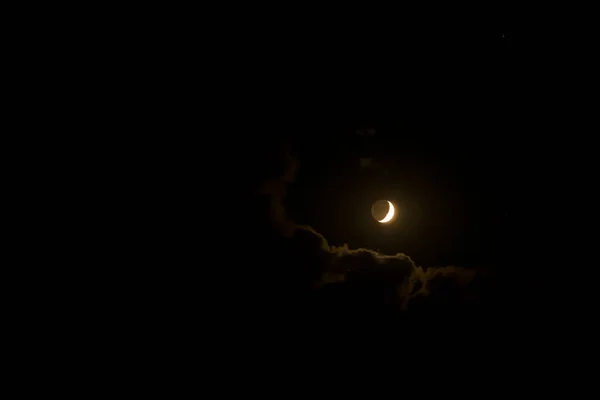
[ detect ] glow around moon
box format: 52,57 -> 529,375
378,201 -> 395,223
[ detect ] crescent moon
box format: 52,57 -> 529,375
378,201 -> 395,223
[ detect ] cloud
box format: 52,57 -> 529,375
247,145 -> 478,315
254,142 -> 298,237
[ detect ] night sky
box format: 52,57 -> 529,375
140,16 -> 589,357
225,22 -> 520,321
264,22 -> 515,268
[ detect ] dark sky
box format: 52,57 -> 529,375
205,21 -> 528,325
122,14 -> 600,370
164,14 -> 578,317
286,125 -> 513,269
269,21 -> 515,269
109,11 -> 597,371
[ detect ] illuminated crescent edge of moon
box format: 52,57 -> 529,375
378,201 -> 395,223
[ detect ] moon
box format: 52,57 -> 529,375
379,201 -> 395,223
371,200 -> 397,223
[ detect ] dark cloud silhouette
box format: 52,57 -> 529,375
248,141 -> 480,318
